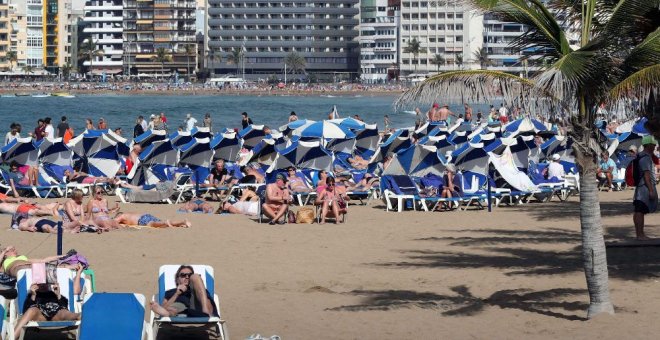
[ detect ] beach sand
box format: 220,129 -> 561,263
1,190 -> 659,339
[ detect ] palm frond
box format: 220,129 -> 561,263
598,0 -> 660,47
395,70 -> 563,117
608,64 -> 660,104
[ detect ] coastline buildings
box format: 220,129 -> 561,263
83,0 -> 123,75
359,0 -> 400,83
206,0 -> 361,81
0,1 -> 9,70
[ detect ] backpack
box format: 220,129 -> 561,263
625,154 -> 649,187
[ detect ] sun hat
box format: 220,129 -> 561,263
642,135 -> 658,146
552,154 -> 560,161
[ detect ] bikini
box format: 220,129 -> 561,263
3,255 -> 28,271
91,206 -> 111,221
34,219 -> 57,233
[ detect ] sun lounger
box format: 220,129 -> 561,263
150,265 -> 227,340
0,295 -> 7,340
78,293 -> 148,340
381,175 -> 420,212
0,168 -> 63,198
116,181 -> 176,204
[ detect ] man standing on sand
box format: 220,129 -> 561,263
57,116 -> 69,139
426,103 -> 439,122
43,117 -> 55,139
139,115 -> 148,132
498,103 -> 509,124
438,104 -> 452,123
633,135 -> 658,240
464,104 -> 473,123
241,112 -> 253,129
185,113 -> 197,132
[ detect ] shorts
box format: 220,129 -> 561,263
138,213 -> 161,226
17,204 -> 36,214
500,116 -> 509,124
634,200 -> 650,214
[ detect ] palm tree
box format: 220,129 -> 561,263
472,48 -> 492,70
79,38 -> 103,78
404,38 -> 426,74
61,63 -> 73,80
396,0 -> 659,319
431,54 -> 445,73
284,52 -> 307,75
455,53 -> 463,70
226,48 -> 243,75
5,51 -> 17,72
151,47 -> 171,80
24,65 -> 33,79
183,44 -> 196,81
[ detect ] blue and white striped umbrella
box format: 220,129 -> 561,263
370,129 -> 412,163
67,130 -> 129,177
326,138 -> 356,155
354,123 -> 381,158
139,140 -> 179,166
191,126 -> 213,140
268,140 -> 334,172
383,144 -> 448,177
420,134 -> 455,159
179,137 -> 214,169
503,118 -> 548,137
541,135 -> 574,162
471,132 -> 498,149
329,117 -> 366,131
169,130 -> 193,148
238,124 -> 268,150
452,142 -> 489,175
128,164 -> 169,185
38,138 -> 73,167
211,132 -> 241,162
448,130 -> 469,145
486,135 -> 536,170
248,138 -> 279,166
1,137 -> 39,166
133,129 -> 168,147
292,121 -> 356,139
415,122 -> 448,137
279,119 -> 315,136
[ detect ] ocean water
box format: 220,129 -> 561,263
0,94 -> 490,137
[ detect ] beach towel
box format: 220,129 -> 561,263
490,148 -> 538,192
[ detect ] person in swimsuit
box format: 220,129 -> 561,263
286,167 -> 311,193
220,186 -> 260,216
11,214 -> 81,233
315,177 -> 347,224
150,265 -> 218,318
63,169 -> 111,184
6,161 -> 39,196
86,186 -> 121,231
262,173 -> 291,225
114,212 -> 191,228
315,170 -> 329,192
0,246 -> 66,278
181,198 -> 215,213
61,189 -> 100,233
13,283 -> 81,339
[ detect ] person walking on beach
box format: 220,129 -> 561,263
97,118 -> 107,130
134,116 -> 145,137
4,123 -> 20,146
633,136 -> 658,240
57,116 -> 69,139
139,115 -> 148,132
289,111 -> 298,123
427,103 -> 439,122
203,113 -> 212,129
32,119 -> 45,141
241,112 -> 253,129
43,117 -> 54,139
185,113 -> 197,132
498,103 -> 509,124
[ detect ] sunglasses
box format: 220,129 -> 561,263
178,272 -> 193,278
95,191 -> 103,194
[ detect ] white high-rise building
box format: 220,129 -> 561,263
82,0 -> 123,75
359,0 -> 399,83
399,1 -> 483,76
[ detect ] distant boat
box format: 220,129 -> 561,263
404,110 -> 417,115
15,93 -> 30,97
31,93 -> 50,98
52,92 -> 75,98
0,94 -> 16,98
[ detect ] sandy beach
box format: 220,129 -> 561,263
1,190 -> 658,339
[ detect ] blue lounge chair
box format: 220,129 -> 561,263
78,293 -> 148,340
381,175 -> 420,212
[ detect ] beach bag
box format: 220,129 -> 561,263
287,210 -> 297,224
296,207 -> 315,224
0,273 -> 17,290
58,249 -> 90,269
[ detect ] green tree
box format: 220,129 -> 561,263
151,47 -> 171,80
404,38 -> 426,73
455,53 -> 463,69
24,65 -> 33,78
183,44 -> 196,81
284,52 -> 307,75
431,54 -> 445,73
5,51 -> 18,71
79,38 -> 104,78
61,63 -> 73,80
226,48 -> 243,75
396,0 -> 660,319
472,48 -> 492,70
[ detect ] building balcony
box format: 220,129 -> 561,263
209,29 -> 358,38
209,18 -> 359,26
84,5 -> 123,11
83,16 -> 123,22
208,7 -> 359,16
84,27 -> 123,33
83,60 -> 123,66
97,38 -> 123,44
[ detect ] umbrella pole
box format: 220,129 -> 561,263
57,221 -> 63,255
487,178 -> 492,212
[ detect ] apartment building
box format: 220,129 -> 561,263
0,1 -> 10,70
359,0 -> 400,83
399,0 -> 483,76
83,0 -> 123,75
123,0 -> 197,77
206,0 -> 360,80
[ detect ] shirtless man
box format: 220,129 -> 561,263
426,103 -> 439,122
262,173 -> 292,225
0,193 -> 58,216
438,104 -> 453,122
464,104 -> 473,122
12,216 -> 81,233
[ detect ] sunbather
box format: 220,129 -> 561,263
315,177 -> 347,224
11,214 -> 81,234
0,200 -> 59,216
60,189 -> 101,233
150,265 -> 218,317
262,173 -> 292,225
205,160 -> 237,200
181,198 -> 215,214
220,186 -> 259,216
63,169 -> 112,184
13,283 -> 81,339
0,192 -> 31,204
347,155 -> 369,170
437,164 -> 462,211
0,246 -> 67,277
86,186 -> 121,231
6,161 -> 39,196
114,212 -> 191,228
286,167 -> 311,193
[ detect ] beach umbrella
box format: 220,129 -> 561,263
370,129 -> 412,163
326,137 -> 357,155
383,144 -> 447,177
67,130 -> 128,177
452,142 -> 489,175
133,129 -> 167,147
615,131 -> 643,152
139,140 -> 179,166
292,121 -> 356,139
420,134 -> 455,159
179,137 -> 214,169
503,117 -> 548,137
238,124 -> 268,150
448,122 -> 474,134
248,138 -> 279,166
169,130 -> 193,148
211,132 -> 241,162
268,140 -> 334,172
541,135 -> 574,162
191,126 -> 213,139
471,133 -> 498,150
486,135 -> 536,170
127,164 -> 164,185
448,130 -> 468,145
354,123 -> 381,158
279,119 -> 315,136
415,122 -> 448,137
329,117 -> 366,131
38,137 -> 73,167
1,137 -> 39,166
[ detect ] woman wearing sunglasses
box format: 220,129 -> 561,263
150,265 -> 218,318
86,186 -> 121,231
314,177 -> 348,224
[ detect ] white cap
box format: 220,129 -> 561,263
552,154 -> 560,161
150,114 -> 156,119
186,113 -> 191,118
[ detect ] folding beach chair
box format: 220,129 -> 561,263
381,175 -> 420,212
0,168 -> 62,199
8,268 -> 89,340
257,185 -> 289,224
150,265 -> 227,340
78,293 -> 148,340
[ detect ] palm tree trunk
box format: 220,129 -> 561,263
578,163 -> 615,318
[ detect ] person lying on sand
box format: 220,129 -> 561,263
114,213 -> 190,228
11,214 -> 82,234
181,198 -> 215,214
